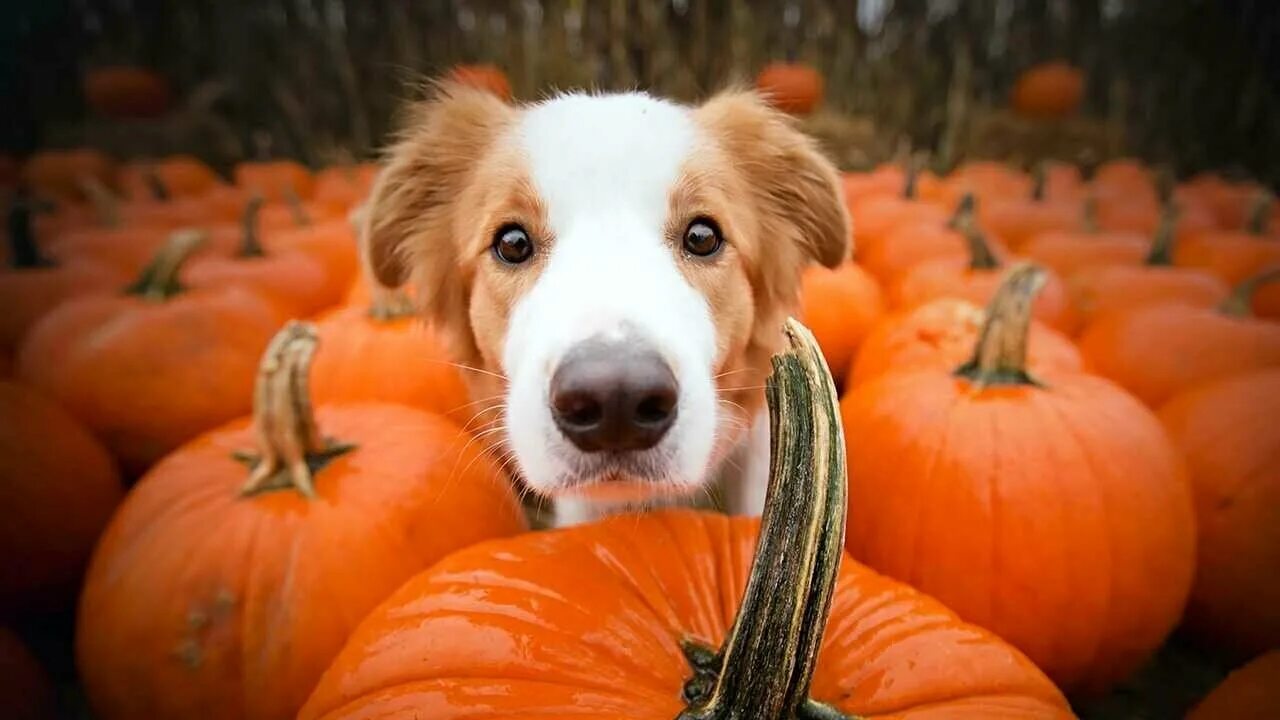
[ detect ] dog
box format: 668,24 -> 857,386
361,81 -> 850,525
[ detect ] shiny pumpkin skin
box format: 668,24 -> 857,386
754,62 -> 825,115
891,258 -> 1078,334
0,381 -> 123,610
1160,371 -> 1280,658
1077,303 -> 1280,407
310,306 -> 470,418
16,288 -> 282,475
1186,651 -> 1280,720
300,510 -> 1071,719
840,370 -> 1195,695
0,627 -> 56,720
849,299 -> 1083,388
77,404 -> 527,720
1068,265 -> 1231,330
798,262 -> 885,388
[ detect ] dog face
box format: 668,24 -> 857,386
365,82 -> 848,504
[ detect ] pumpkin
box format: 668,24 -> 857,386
310,290 -> 470,417
0,628 -> 55,720
267,218 -> 359,303
21,148 -> 117,202
1159,371 -> 1280,659
301,319 -> 1071,720
312,163 -> 378,212
977,191 -> 1083,252
841,264 -> 1196,695
234,160 -> 315,203
848,161 -> 949,264
0,381 -> 123,610
1020,198 -> 1150,277
1177,192 -> 1280,284
849,294 -> 1083,388
185,196 -> 338,319
16,231 -> 282,475
1187,651 -> 1280,720
77,321 -> 527,720
1077,269 -> 1280,407
754,62 -> 824,115
931,161 -> 1034,209
447,64 -> 513,102
83,65 -> 172,118
1,199 -> 126,353
890,208 -> 1077,333
797,262 -> 885,389
860,194 -> 1007,285
1069,208 -> 1231,328
1010,61 -> 1084,119
119,155 -> 222,200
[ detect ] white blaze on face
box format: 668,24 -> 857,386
502,92 -> 720,497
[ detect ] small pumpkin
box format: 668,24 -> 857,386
1020,197 -> 1151,277
1011,61 -> 1085,119
77,322 -> 527,720
1186,651 -> 1280,720
848,161 -> 949,264
1159,371 -> 1280,659
119,155 -> 222,200
860,194 -> 1007,285
841,264 -> 1196,695
0,381 -> 123,610
301,320 -> 1070,720
17,231 -> 282,475
931,160 -> 1034,209
447,64 -> 513,101
83,65 -> 172,118
754,62 -> 824,115
849,294 -> 1082,388
267,218 -> 359,303
310,289 -> 470,417
797,262 -> 885,389
312,163 -> 378,212
0,628 -> 55,720
21,148 -> 117,202
1077,269 -> 1280,407
234,160 -> 315,203
1176,191 -> 1280,284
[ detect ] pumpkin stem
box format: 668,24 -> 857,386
1246,190 -> 1273,235
1144,203 -> 1179,266
954,263 -> 1047,388
238,321 -> 355,499
143,167 -> 170,202
902,155 -> 920,200
284,188 -> 312,227
956,200 -> 1001,271
1154,165 -> 1176,205
238,195 -> 267,258
1219,267 -> 1280,317
7,191 -> 53,268
1030,162 -> 1046,201
678,319 -> 849,720
77,176 -> 121,229
368,285 -> 416,321
1082,195 -> 1100,233
947,192 -> 976,231
125,230 -> 206,301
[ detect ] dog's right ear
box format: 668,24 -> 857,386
363,81 -> 514,292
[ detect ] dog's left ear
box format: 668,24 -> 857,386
694,90 -> 851,267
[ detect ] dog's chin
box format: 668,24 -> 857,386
555,472 -> 697,504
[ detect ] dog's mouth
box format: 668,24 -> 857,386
547,449 -> 693,501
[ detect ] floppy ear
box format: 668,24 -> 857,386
694,90 -> 851,267
362,81 -> 514,308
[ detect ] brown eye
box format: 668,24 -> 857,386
492,224 -> 534,265
683,218 -> 723,258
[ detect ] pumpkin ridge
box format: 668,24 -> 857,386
903,383 -> 963,592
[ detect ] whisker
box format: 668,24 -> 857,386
421,358 -> 509,382
716,384 -> 766,393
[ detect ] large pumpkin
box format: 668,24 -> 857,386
0,628 -> 55,720
1077,269 -> 1280,406
17,231 -> 282,475
860,195 -> 1009,285
1187,651 -> 1280,720
301,320 -> 1070,720
77,322 -> 527,720
841,264 -> 1196,695
754,62 -> 824,115
0,382 -> 123,610
1159,370 -> 1280,659
797,262 -> 885,389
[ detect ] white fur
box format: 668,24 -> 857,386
500,92 -> 747,524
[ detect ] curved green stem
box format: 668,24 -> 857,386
1144,203 -> 1179,266
1219,268 -> 1280,317
679,319 -> 849,720
955,264 -> 1047,388
125,230 -> 206,301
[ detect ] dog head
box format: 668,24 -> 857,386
365,82 -> 848,504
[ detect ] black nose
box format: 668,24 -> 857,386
550,340 -> 679,453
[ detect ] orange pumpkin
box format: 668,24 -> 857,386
0,381 -> 123,610
1176,192 -> 1280,284
797,262 -> 885,389
312,163 -> 378,212
849,295 -> 1083,388
890,212 -> 1077,333
310,291 -> 470,417
301,321 -> 1070,720
1078,269 -> 1280,407
83,66 -> 172,118
860,195 -> 1008,285
1020,198 -> 1150,277
841,264 -> 1195,695
754,62 -> 824,115
17,231 -> 282,475
0,628 -> 55,720
1011,61 -> 1085,119
21,148 -> 117,202
267,218 -> 359,303
447,64 -> 513,102
234,160 -> 315,202
119,155 -> 222,200
977,195 -> 1083,251
77,322 -> 527,720
931,161 -> 1034,209
849,164 -> 950,264
1187,651 -> 1280,720
1160,371 -> 1280,659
